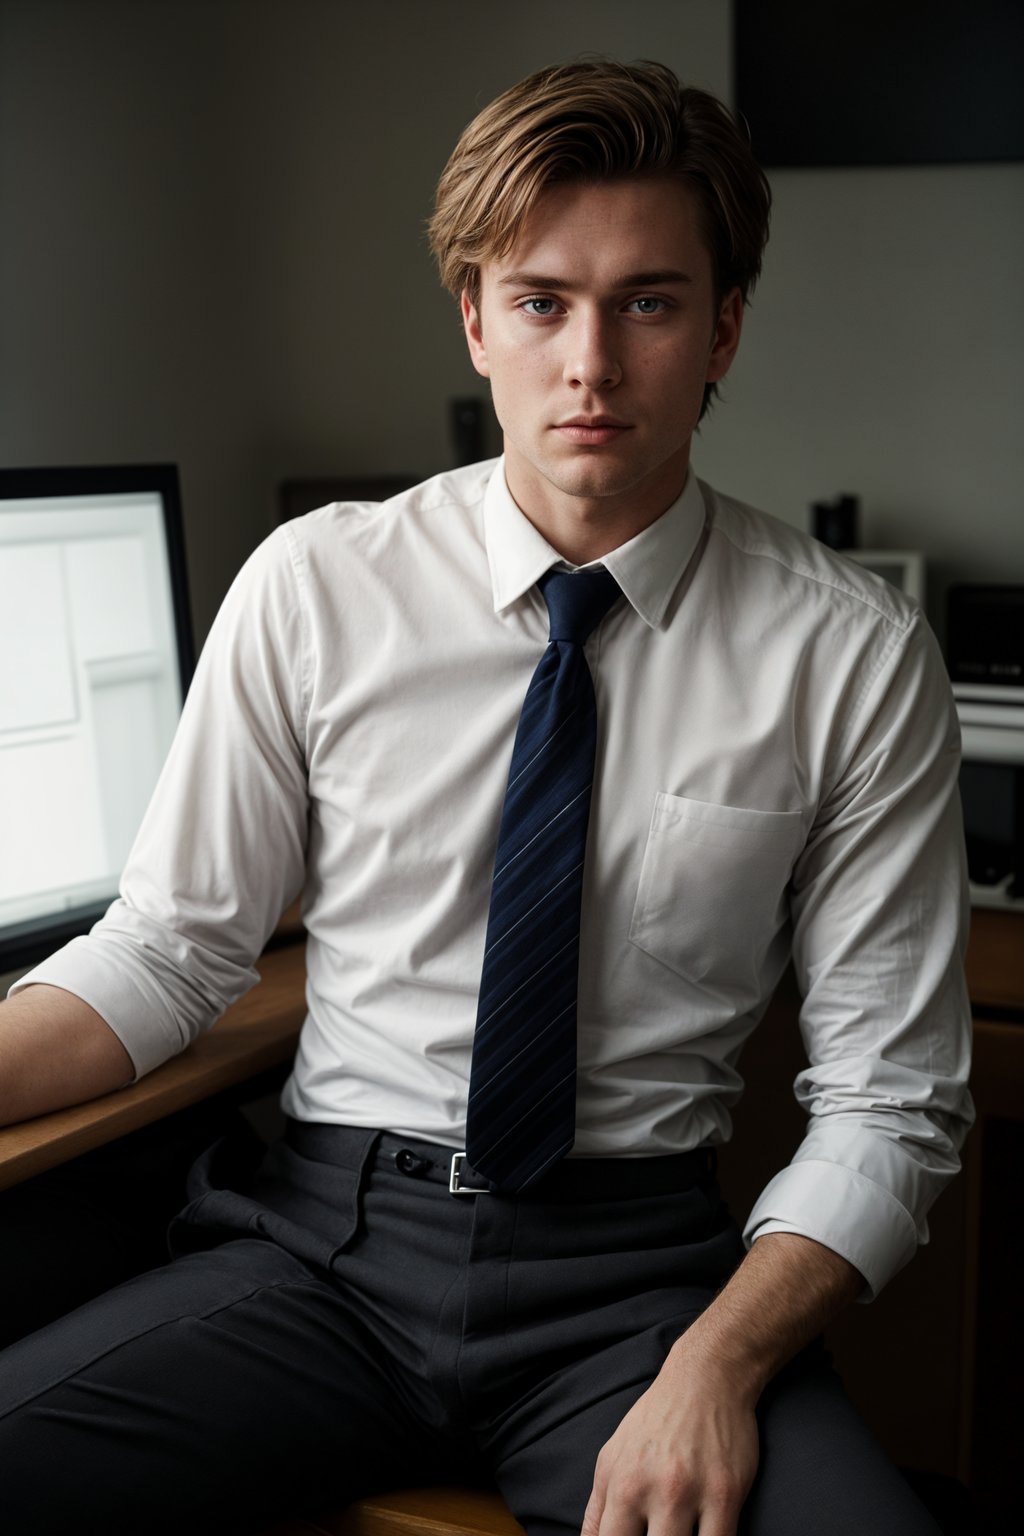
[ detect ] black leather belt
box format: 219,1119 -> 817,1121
285,1121 -> 717,1202
380,1130 -> 717,1202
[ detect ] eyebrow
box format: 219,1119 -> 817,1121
495,269 -> 694,291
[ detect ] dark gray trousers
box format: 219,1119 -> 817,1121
0,1121 -> 940,1536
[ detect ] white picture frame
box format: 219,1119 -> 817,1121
842,549 -> 926,604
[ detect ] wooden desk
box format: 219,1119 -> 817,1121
963,907 -> 1023,1012
0,940 -> 305,1192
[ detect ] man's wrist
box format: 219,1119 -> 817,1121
666,1311 -> 769,1410
663,1232 -> 864,1410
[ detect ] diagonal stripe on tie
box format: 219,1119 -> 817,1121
466,566 -> 621,1192
482,862 -> 584,957
489,786 -> 592,884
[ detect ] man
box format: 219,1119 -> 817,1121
0,60 -> 970,1535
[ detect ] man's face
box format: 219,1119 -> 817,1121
462,176 -> 742,554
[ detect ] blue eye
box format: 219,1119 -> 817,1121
628,297 -> 666,315
520,298 -> 559,316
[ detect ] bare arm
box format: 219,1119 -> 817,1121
582,1231 -> 862,1536
0,985 -> 134,1127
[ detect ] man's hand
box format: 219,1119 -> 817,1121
582,1341 -> 758,1536
580,1232 -> 863,1536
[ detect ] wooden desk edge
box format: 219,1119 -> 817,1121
0,940 -> 306,1191
299,1487 -> 525,1536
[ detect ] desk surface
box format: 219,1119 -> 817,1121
0,941 -> 306,1191
963,908 -> 1023,1013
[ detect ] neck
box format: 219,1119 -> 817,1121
503,451 -> 690,565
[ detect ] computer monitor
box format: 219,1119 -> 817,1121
0,464 -> 194,976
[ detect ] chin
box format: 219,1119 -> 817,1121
556,463 -> 657,503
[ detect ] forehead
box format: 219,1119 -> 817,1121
485,176 -> 714,287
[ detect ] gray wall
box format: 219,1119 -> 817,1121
2,0 -> 1021,644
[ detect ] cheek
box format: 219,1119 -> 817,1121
657,347 -> 715,409
488,346 -> 551,408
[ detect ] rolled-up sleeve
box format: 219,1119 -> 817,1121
10,525 -> 311,1077
743,612 -> 974,1298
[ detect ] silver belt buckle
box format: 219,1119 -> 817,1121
449,1152 -> 492,1196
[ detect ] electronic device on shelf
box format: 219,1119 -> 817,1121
947,585 -> 1024,912
278,474 -> 420,524
0,464 -> 194,976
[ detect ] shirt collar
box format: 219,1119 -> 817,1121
483,459 -> 707,629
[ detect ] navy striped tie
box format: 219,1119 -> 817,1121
466,567 -> 621,1192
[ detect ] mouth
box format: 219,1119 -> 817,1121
553,416 -> 632,446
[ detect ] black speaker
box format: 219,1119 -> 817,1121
811,494 -> 860,550
449,397 -> 485,467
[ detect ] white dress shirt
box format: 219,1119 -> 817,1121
17,459 -> 973,1297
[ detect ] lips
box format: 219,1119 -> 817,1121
553,416 -> 632,445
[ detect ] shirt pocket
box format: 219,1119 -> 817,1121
628,793 -> 805,992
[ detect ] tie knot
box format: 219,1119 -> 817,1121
540,568 -> 621,645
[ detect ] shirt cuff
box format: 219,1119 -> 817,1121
742,1157 -> 920,1301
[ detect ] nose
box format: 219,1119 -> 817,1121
564,312 -> 622,391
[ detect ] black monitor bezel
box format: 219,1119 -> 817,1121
0,463 -> 194,975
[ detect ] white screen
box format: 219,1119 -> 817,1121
0,490 -> 184,931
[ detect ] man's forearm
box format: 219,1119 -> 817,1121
670,1229 -> 863,1402
0,985 -> 134,1127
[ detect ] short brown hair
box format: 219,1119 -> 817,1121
429,58 -> 771,315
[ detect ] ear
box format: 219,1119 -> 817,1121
705,285 -> 744,385
461,291 -> 490,379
